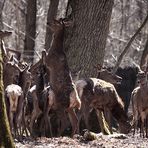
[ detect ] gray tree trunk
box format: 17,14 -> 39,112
24,0 -> 37,63
140,36 -> 148,68
0,44 -> 15,148
65,0 -> 114,77
0,0 -> 5,30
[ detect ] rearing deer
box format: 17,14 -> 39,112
44,18 -> 81,137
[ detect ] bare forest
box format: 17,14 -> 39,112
0,0 -> 148,147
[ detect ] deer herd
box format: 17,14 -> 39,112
1,18 -> 148,139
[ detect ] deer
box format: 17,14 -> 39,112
131,69 -> 148,138
76,64 -> 123,134
5,63 -> 32,138
42,18 -> 81,137
25,52 -> 55,137
3,61 -> 21,89
75,64 -> 131,134
95,64 -> 122,85
95,64 -> 123,134
76,77 -> 131,135
17,65 -> 32,137
0,30 -> 20,89
5,84 -> 23,137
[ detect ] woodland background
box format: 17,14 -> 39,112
0,0 -> 148,147
1,0 -> 148,70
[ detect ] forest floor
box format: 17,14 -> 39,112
15,130 -> 148,148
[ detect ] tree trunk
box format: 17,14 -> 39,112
65,0 -> 114,77
0,0 -> 5,30
45,0 -> 60,51
24,0 -> 37,63
0,43 -> 15,148
140,36 -> 148,69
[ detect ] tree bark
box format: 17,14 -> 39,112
140,36 -> 148,69
0,43 -> 15,148
45,0 -> 60,51
24,0 -> 37,63
0,0 -> 5,30
65,0 -> 114,77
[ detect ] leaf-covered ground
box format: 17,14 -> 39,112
15,131 -> 148,148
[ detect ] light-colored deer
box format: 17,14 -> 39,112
132,69 -> 148,138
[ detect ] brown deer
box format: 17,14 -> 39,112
3,61 -> 21,89
96,64 -> 123,134
0,30 -> 20,89
95,64 -> 122,84
5,64 -> 32,138
5,84 -> 23,137
76,64 -> 124,134
26,52 -> 54,137
44,18 -> 81,137
77,78 -> 131,134
132,70 -> 148,138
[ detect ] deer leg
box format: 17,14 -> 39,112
96,109 -> 111,135
80,102 -> 91,131
139,117 -> 142,137
141,112 -> 146,138
9,111 -> 14,136
67,108 -> 78,137
24,114 -> 31,136
30,108 -> 42,136
133,111 -> 138,136
146,116 -> 148,138
77,111 -> 82,134
15,110 -> 23,137
104,109 -> 113,134
30,93 -> 42,136
57,110 -> 69,136
83,110 -> 91,130
41,106 -> 52,137
21,105 -> 29,137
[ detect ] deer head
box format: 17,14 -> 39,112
94,64 -> 122,84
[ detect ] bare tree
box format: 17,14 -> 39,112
0,0 -> 5,29
0,39 -> 15,148
64,0 -> 114,135
65,0 -> 114,77
140,36 -> 148,68
24,0 -> 37,63
113,14 -> 148,73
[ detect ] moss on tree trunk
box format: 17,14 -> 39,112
0,46 -> 15,148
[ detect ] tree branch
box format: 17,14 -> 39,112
113,14 -> 148,73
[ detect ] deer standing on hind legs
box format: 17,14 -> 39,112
44,18 -> 81,137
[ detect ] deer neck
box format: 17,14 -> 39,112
49,30 -> 64,54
